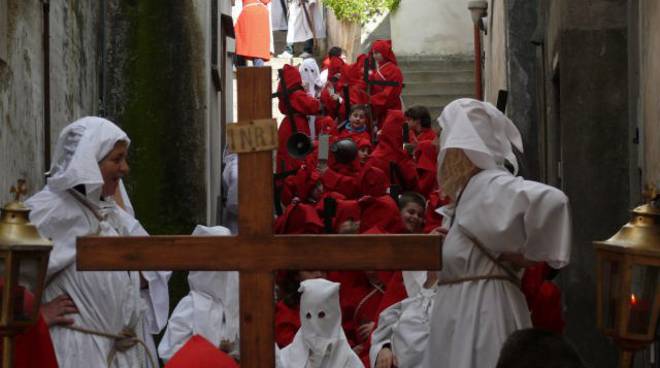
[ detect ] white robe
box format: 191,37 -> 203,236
272,0 -> 288,31
286,0 -> 326,44
27,189 -> 164,368
421,169 -> 571,368
370,286 -> 437,368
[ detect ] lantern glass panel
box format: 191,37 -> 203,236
602,258 -> 621,330
628,264 -> 660,335
15,254 -> 43,322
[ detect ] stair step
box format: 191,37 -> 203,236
403,70 -> 475,83
402,94 -> 472,108
398,59 -> 474,71
404,82 -> 474,96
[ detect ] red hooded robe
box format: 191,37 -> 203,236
369,40 -> 403,126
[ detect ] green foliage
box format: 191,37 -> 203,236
324,0 -> 401,24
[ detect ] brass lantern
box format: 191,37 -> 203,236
593,186 -> 660,368
0,180 -> 52,366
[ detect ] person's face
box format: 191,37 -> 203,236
358,147 -> 370,164
298,270 -> 326,281
309,182 -> 323,202
373,52 -> 384,63
406,116 -> 421,133
350,110 -> 367,128
99,141 -> 129,198
338,219 -> 360,234
400,202 -> 424,233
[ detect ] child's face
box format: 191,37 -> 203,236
338,219 -> 360,234
309,182 -> 323,202
406,116 -> 422,133
373,52 -> 384,63
400,202 -> 425,233
350,110 -> 367,128
358,147 -> 370,163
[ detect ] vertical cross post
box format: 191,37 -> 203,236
236,67 -> 275,368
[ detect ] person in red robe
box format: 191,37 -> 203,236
369,40 -> 403,127
276,64 -> 321,172
335,54 -> 371,124
336,105 -> 372,144
234,0 -> 271,64
274,199 -> 324,235
280,166 -> 322,206
405,105 -> 436,142
356,137 -> 372,166
322,144 -> 361,199
423,189 -> 451,234
364,110 -> 418,192
164,335 -> 239,368
521,263 -> 566,334
414,140 -> 439,198
319,56 -> 346,120
357,165 -> 405,234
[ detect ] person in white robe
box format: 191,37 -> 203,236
158,225 -> 240,363
420,98 -> 572,368
271,0 -> 288,31
279,0 -> 325,58
280,278 -> 364,368
26,117 -> 171,368
370,271 -> 438,368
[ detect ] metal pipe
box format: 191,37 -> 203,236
473,22 -> 483,101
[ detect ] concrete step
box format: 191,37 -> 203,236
399,60 -> 474,73
402,94 -> 472,108
404,81 -> 474,96
403,70 -> 475,83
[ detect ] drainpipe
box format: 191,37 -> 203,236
42,0 -> 51,171
468,1 -> 488,101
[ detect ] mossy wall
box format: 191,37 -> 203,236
103,0 -> 210,315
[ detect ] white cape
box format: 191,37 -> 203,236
421,169 -> 571,368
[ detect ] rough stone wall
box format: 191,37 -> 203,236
103,0 -> 207,236
556,0 -> 629,366
640,0 -> 660,188
0,0 -> 101,205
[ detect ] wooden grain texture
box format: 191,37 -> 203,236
77,234 -> 442,271
237,67 -> 274,237
239,271 -> 275,368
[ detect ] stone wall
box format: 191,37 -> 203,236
0,0 -> 101,205
640,0 -> 660,189
390,0 -> 473,57
556,1 -> 629,366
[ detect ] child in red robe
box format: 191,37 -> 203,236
276,64 -> 321,172
364,110 -> 418,192
369,40 -> 403,127
336,105 -> 372,143
414,140 -> 439,198
319,56 -> 346,119
336,54 -> 371,123
405,105 -> 436,142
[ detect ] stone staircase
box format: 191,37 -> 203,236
399,57 -> 475,121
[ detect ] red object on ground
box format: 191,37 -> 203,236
235,0 -> 271,60
164,335 -> 239,368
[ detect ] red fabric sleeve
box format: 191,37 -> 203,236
13,315 -> 58,368
275,301 -> 301,348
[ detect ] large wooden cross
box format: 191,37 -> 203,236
77,67 -> 442,368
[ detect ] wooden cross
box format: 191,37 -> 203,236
76,67 -> 442,368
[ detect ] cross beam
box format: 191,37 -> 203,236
76,67 -> 442,368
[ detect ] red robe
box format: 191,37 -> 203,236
364,110 -> 418,191
274,202 -> 324,234
414,140 -> 439,198
521,263 -> 565,334
423,190 -> 450,233
164,335 -> 239,368
275,300 -> 300,348
235,0 -> 271,60
416,127 -> 436,142
336,54 -> 370,123
319,57 -> 346,119
13,315 -> 58,368
276,64 -> 322,172
322,165 -> 360,199
369,41 -> 403,126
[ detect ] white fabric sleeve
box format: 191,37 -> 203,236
457,171 -> 572,269
157,295 -> 194,362
369,302 -> 402,368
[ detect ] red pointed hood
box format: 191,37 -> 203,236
340,54 -> 368,88
371,110 -> 407,163
164,335 -> 239,368
328,56 -> 346,80
279,64 -> 303,90
281,166 -> 321,205
371,39 -> 397,65
274,202 -> 324,234
414,140 -> 438,172
358,165 -> 390,197
358,195 -> 404,233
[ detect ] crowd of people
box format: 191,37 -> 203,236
11,5 -> 583,365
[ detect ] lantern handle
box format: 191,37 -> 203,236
9,179 -> 28,202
